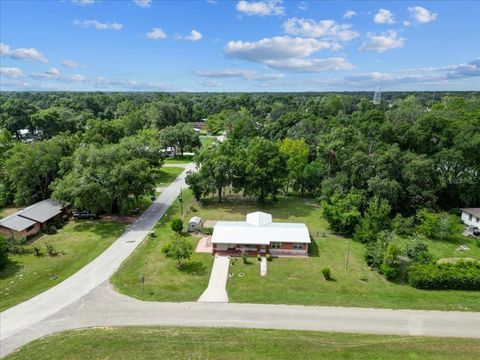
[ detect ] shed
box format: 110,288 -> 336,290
188,216 -> 203,232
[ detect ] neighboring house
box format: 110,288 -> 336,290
0,199 -> 71,239
211,211 -> 311,256
162,146 -> 177,158
188,216 -> 203,232
460,208 -> 480,228
0,213 -> 40,240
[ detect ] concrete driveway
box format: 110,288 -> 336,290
198,255 -> 230,302
0,163 -> 195,344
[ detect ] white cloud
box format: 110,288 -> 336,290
62,59 -> 81,68
297,1 -> 308,11
374,9 -> 395,24
408,6 -> 438,24
0,43 -> 48,63
343,10 -> 356,19
195,69 -> 284,81
225,36 -> 353,73
146,27 -> 167,40
74,20 -> 123,30
0,67 -> 24,78
263,57 -> 353,72
200,80 -> 221,87
359,30 -> 405,52
180,30 -> 203,42
31,68 -> 87,82
95,77 -> 170,90
403,20 -> 411,27
283,18 -> 359,42
71,0 -> 96,5
133,0 -> 152,8
236,0 -> 284,16
226,36 -> 335,62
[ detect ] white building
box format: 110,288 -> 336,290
211,211 -> 311,256
460,208 -> 480,228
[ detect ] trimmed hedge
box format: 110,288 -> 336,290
407,260 -> 480,290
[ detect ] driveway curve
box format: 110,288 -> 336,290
0,163 -> 195,344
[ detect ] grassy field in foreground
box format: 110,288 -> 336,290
164,155 -> 194,164
0,221 -> 125,311
111,190 -> 214,301
6,327 -> 480,360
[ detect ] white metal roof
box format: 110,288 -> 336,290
212,212 -> 310,245
246,211 -> 272,226
189,216 -> 202,224
0,213 -> 37,232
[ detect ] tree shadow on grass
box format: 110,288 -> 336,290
178,260 -> 207,276
0,259 -> 23,280
308,237 -> 320,257
72,221 -> 124,238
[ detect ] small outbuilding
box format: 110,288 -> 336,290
461,208 -> 480,228
188,216 -> 203,232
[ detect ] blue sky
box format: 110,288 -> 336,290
0,0 -> 479,91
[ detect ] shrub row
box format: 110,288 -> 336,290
407,260 -> 480,290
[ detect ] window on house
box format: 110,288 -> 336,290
271,242 -> 281,249
469,214 -> 473,221
293,243 -> 303,250
476,217 -> 479,223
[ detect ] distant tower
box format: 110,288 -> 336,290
373,86 -> 381,105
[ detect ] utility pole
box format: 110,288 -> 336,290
179,187 -> 183,217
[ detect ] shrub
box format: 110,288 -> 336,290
322,267 -> 331,280
170,218 -> 183,234
405,238 -> 432,264
161,233 -> 193,268
33,246 -> 42,256
201,227 -> 213,235
0,235 -> 8,270
392,214 -> 415,236
5,236 -> 25,254
380,243 -> 401,280
407,260 -> 480,290
266,253 -> 273,262
364,231 -> 390,268
257,253 -> 261,261
45,243 -> 58,257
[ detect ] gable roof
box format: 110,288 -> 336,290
461,208 -> 480,218
212,212 -> 310,245
0,213 -> 37,232
18,199 -> 69,223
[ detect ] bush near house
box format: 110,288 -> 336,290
322,267 -> 332,281
170,218 -> 183,234
407,260 -> 480,290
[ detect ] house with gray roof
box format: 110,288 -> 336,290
0,199 -> 71,240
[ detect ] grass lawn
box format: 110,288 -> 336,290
0,220 -> 125,311
6,326 -> 480,360
112,194 -> 480,311
200,135 -> 216,147
164,155 -> 194,164
154,166 -> 184,187
0,207 -> 22,219
111,190 -> 214,301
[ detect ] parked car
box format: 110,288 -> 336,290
73,210 -> 97,220
473,227 -> 480,236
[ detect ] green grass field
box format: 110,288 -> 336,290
111,190 -> 214,301
154,166 -> 184,187
164,155 -> 194,164
0,220 -> 125,311
6,327 -> 480,360
0,207 -> 21,219
113,194 -> 480,311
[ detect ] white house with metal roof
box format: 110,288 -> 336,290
211,211 -> 310,256
460,208 -> 480,228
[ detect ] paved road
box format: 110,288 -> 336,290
0,163 -> 195,344
198,255 -> 230,302
2,281 -> 480,357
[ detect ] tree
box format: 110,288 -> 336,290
416,209 -> 458,241
244,138 -> 287,202
161,233 -> 193,268
278,138 -> 309,194
322,190 -> 365,235
159,123 -> 201,156
31,107 -> 77,138
171,218 -> 183,233
380,243 -> 401,280
354,197 -> 391,243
